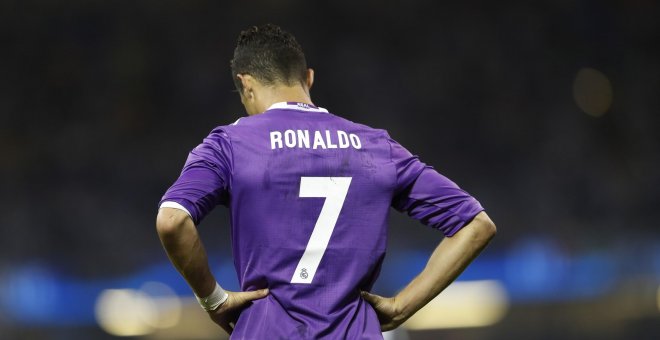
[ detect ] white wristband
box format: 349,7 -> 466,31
195,282 -> 229,311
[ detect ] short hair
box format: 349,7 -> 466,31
230,24 -> 308,92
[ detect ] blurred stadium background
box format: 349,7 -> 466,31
1,0 -> 659,339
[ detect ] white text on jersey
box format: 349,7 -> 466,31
270,130 -> 362,150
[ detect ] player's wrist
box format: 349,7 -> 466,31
195,282 -> 229,311
389,296 -> 408,323
391,292 -> 419,324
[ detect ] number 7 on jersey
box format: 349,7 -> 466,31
291,177 -> 352,284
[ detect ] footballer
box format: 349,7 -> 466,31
156,24 -> 496,339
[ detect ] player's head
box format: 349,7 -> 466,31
231,24 -> 313,115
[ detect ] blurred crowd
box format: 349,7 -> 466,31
1,0 -> 658,283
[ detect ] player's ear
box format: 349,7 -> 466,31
305,68 -> 314,90
237,74 -> 254,99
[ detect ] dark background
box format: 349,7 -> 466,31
1,0 -> 659,339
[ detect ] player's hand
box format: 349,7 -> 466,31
360,291 -> 407,332
208,288 -> 269,334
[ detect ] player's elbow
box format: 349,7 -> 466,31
156,208 -> 190,239
468,212 -> 497,244
475,212 -> 497,242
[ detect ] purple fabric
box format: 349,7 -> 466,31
160,103 -> 483,339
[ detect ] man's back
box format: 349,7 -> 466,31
161,101 -> 486,338
161,102 -> 485,338
211,102 -> 394,338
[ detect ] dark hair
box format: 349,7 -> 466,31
230,24 -> 308,92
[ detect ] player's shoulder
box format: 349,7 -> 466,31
324,110 -> 390,137
218,111 -> 278,130
205,113 -> 262,135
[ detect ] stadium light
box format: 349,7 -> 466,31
95,282 -> 182,337
572,67 -> 613,117
95,289 -> 158,336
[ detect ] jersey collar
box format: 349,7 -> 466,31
266,102 -> 329,113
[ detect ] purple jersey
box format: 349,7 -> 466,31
160,102 -> 483,339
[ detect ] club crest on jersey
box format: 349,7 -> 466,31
270,129 -> 362,150
300,268 -> 309,279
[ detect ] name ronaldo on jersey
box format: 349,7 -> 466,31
270,129 -> 362,150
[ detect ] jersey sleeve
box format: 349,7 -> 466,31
159,128 -> 233,225
388,135 -> 484,237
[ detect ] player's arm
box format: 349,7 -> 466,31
361,211 -> 496,331
157,129 -> 267,334
156,207 -> 268,334
156,207 -> 217,299
362,135 -> 496,331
